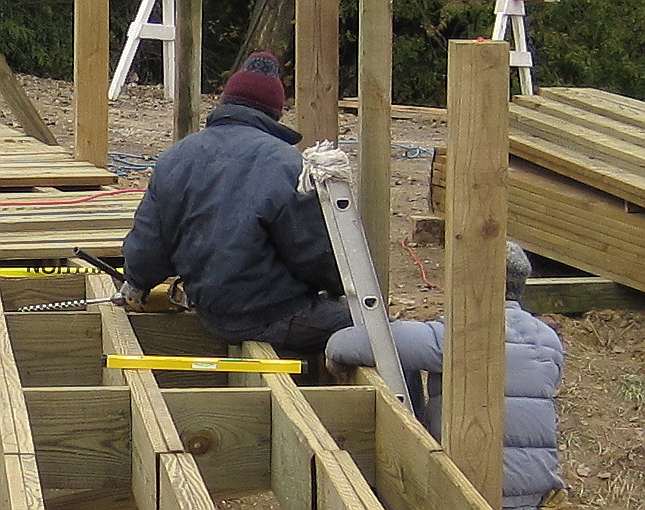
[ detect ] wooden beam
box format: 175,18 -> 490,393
523,277 -> 645,314
128,312 -> 227,387
0,54 -> 57,145
352,368 -> 491,510
0,290 -> 45,508
242,341 -> 384,510
0,276 -> 85,312
159,453 -> 215,510
44,487 -> 135,510
86,274 -> 214,510
4,312 -> 101,387
74,0 -> 109,167
0,454 -> 44,510
302,386 -> 375,485
358,0 -> 393,299
338,98 -> 447,122
443,40 -> 508,509
23,387 -> 131,489
174,0 -> 202,141
163,387 -> 271,493
295,0 -> 339,147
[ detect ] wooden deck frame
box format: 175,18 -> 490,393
0,276 -> 491,509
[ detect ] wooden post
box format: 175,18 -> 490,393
358,0 -> 393,301
174,0 -> 202,141
295,0 -> 339,147
74,0 -> 109,167
442,40 -> 509,509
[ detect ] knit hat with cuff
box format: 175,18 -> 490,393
220,51 -> 285,120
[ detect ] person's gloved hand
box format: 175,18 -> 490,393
119,281 -> 146,312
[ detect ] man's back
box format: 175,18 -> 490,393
123,104 -> 343,335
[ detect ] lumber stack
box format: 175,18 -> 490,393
430,88 -> 645,292
0,190 -> 141,260
0,127 -> 115,188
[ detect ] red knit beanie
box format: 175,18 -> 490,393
220,51 -> 285,120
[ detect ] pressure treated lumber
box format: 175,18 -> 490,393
0,276 -> 85,311
0,166 -> 115,188
0,291 -> 35,455
351,368 -> 492,510
23,387 -> 131,489
242,341 -> 384,510
0,137 -> 67,156
358,0 -> 393,299
163,387 -> 271,493
443,40 -> 508,509
74,0 -> 109,167
86,274 -> 214,510
523,277 -> 645,314
0,454 -> 44,510
129,312 -> 227,387
174,0 -> 202,141
0,54 -> 57,146
541,87 -> 645,129
0,290 -> 46,509
4,312 -> 101,387
513,95 -> 645,147
431,155 -> 645,292
295,0 -> 339,147
159,453 -> 215,510
338,98 -> 447,121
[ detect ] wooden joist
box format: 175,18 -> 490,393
85,274 -> 215,510
240,341 -> 384,510
0,289 -> 45,509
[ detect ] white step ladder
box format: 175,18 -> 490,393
109,0 -> 175,100
492,0 -> 534,95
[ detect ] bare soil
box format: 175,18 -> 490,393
2,76 -> 643,510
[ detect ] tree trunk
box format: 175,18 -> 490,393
232,0 -> 295,77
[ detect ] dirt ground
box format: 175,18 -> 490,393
1,76 -> 643,510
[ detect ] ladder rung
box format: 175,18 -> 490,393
139,23 -> 175,41
510,51 -> 533,68
495,0 -> 525,16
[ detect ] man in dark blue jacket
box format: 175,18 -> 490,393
121,52 -> 351,352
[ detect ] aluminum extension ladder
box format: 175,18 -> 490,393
314,173 -> 413,412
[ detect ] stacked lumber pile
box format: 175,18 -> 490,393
0,190 -> 141,260
430,88 -> 645,292
0,125 -> 115,188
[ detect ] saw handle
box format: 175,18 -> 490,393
73,247 -> 125,283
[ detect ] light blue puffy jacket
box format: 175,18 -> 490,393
326,301 -> 566,509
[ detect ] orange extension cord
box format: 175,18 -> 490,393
400,237 -> 438,289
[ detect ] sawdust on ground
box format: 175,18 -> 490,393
1,76 -> 643,510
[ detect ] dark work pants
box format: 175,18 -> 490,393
206,294 -> 353,353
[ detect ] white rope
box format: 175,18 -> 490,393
298,140 -> 352,194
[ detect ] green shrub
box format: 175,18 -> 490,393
0,0 -> 643,103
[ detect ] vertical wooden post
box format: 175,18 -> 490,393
358,0 -> 393,301
74,0 -> 109,167
174,0 -> 202,141
442,40 -> 509,509
295,0 -> 339,147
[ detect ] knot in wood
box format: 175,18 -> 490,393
184,430 -> 214,455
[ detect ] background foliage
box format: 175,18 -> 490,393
0,0 -> 643,105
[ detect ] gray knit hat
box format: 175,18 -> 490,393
506,240 -> 531,301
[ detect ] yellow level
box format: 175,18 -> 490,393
103,354 -> 305,374
0,267 -> 124,278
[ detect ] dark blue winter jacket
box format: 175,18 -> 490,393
122,104 -> 343,333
